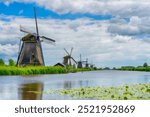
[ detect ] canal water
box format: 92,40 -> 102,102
0,70 -> 150,100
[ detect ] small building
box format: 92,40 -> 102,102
54,63 -> 65,67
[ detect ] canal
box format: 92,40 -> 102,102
0,70 -> 150,100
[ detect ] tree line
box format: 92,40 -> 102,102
0,59 -> 15,66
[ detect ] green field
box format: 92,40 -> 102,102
44,83 -> 150,100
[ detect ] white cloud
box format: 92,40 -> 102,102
108,16 -> 150,36
2,0 -> 150,18
1,15 -> 150,67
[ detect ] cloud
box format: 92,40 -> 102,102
2,0 -> 150,19
108,16 -> 150,36
1,14 -> 150,67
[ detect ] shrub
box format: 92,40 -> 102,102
8,59 -> 15,66
0,58 -> 5,66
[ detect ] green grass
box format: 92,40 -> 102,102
0,66 -> 94,75
67,67 -> 93,73
117,66 -> 150,72
0,66 -> 67,75
44,83 -> 150,100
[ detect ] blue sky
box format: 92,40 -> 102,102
1,0 -> 150,68
0,2 -> 112,20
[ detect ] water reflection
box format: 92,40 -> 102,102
19,82 -> 43,100
63,81 -> 72,89
0,70 -> 150,100
62,80 -> 90,89
79,80 -> 89,87
143,75 -> 150,83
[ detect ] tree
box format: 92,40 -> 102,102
0,58 -> 5,66
9,59 -> 15,66
143,62 -> 148,67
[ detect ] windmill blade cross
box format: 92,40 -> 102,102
34,7 -> 39,37
64,48 -> 70,56
71,57 -> 77,64
70,47 -> 73,56
40,36 -> 55,42
20,26 -> 37,37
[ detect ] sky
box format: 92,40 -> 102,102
1,0 -> 150,68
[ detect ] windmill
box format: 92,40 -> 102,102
77,55 -> 90,68
77,54 -> 83,68
16,7 -> 55,66
84,58 -> 89,68
63,48 -> 77,67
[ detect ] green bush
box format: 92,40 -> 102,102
0,58 -> 5,66
8,59 -> 15,66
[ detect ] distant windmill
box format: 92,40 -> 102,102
16,7 -> 55,66
89,61 -> 94,68
77,54 -> 89,68
85,58 -> 89,68
77,54 -> 83,68
63,48 -> 77,67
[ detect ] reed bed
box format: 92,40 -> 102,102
0,66 -> 67,75
0,66 -> 94,75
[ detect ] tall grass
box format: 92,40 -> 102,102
67,67 -> 93,73
0,66 -> 95,75
0,66 -> 67,75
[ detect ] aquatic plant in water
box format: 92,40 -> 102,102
44,83 -> 150,100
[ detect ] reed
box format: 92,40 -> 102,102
0,66 -> 67,75
0,66 -> 94,75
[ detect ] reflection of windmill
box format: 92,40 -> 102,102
16,7 -> 55,66
63,48 -> 77,67
19,82 -> 43,100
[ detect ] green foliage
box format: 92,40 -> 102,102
117,66 -> 150,72
0,66 -> 67,75
143,62 -> 148,67
8,59 -> 15,66
0,58 -> 5,66
53,83 -> 150,100
0,65 -> 97,76
67,67 -> 93,73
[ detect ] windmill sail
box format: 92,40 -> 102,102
63,48 -> 77,67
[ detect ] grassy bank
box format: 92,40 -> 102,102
0,66 -> 67,75
117,66 -> 150,72
0,66 -> 94,75
67,67 -> 94,73
44,83 -> 150,100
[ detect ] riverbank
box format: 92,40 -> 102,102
0,66 -> 93,75
44,83 -> 150,100
117,66 -> 150,72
